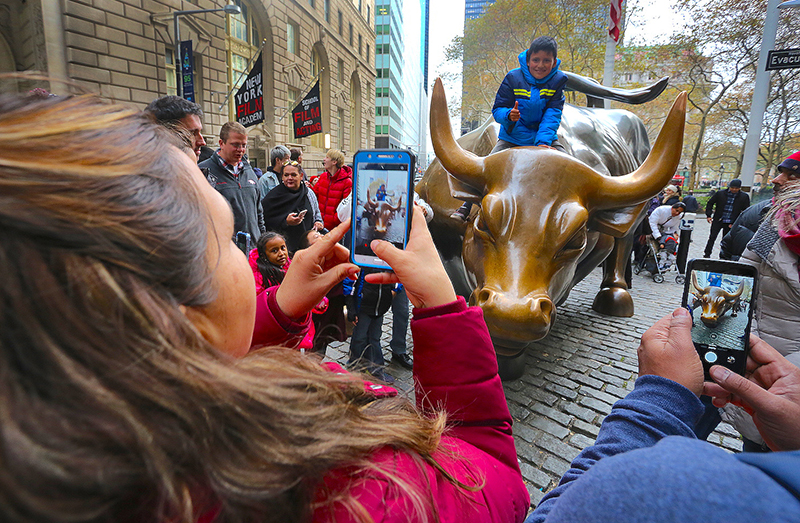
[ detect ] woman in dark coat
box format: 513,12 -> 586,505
262,161 -> 323,253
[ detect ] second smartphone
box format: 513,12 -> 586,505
350,149 -> 415,270
681,258 -> 758,379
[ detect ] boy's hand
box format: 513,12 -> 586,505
638,308 -> 704,397
703,335 -> 800,451
509,101 -> 520,122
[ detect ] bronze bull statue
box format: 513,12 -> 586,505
691,274 -> 744,328
417,78 -> 686,379
363,190 -> 403,236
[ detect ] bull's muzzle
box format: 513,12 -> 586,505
472,287 -> 554,342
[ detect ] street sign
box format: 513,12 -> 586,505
766,48 -> 800,70
180,40 -> 195,101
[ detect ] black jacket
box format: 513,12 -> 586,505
705,188 -> 750,224
344,269 -> 396,319
199,152 -> 265,241
682,194 -> 699,213
719,199 -> 771,260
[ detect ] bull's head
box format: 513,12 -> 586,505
692,273 -> 744,328
429,78 -> 686,350
363,189 -> 402,236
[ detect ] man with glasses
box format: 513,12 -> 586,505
199,122 -> 265,244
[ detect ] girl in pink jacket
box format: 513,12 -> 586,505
1,94 -> 527,523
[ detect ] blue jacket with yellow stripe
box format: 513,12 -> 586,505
492,50 -> 567,147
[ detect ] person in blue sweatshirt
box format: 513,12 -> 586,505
525,308 -> 800,523
452,36 -> 568,221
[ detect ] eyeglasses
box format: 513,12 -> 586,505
285,161 -> 301,167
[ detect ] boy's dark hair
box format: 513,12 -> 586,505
528,36 -> 558,60
672,202 -> 686,211
290,148 -> 303,161
255,231 -> 287,288
144,95 -> 203,125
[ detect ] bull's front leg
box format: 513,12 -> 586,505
592,233 -> 635,317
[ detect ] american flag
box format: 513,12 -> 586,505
608,0 -> 623,42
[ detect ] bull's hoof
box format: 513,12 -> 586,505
497,351 -> 526,381
592,287 -> 634,317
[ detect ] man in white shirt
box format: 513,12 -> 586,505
648,202 -> 686,268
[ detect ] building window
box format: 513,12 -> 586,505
165,48 -> 176,96
226,0 -> 261,118
287,20 -> 299,55
229,0 -> 259,45
338,11 -> 343,35
367,5 -> 370,24
358,34 -> 362,56
366,44 -> 369,63
308,0 -> 315,7
338,58 -> 344,83
338,108 -> 345,149
349,23 -> 353,46
325,0 -> 330,21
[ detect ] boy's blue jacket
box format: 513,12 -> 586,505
492,50 -> 568,147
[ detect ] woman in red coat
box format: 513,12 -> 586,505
313,148 -> 353,230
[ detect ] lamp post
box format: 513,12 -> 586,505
173,4 -> 241,98
739,0 -> 800,191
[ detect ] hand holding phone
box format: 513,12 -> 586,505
286,212 -> 303,226
298,209 -> 308,218
364,206 -> 457,309
350,149 -> 415,270
681,259 -> 758,380
703,336 -> 800,451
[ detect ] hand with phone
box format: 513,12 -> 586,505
364,206 -> 457,310
286,211 -> 304,226
275,219 -> 358,320
637,308 -> 705,397
703,337 -> 800,451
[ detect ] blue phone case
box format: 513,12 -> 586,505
350,149 -> 415,270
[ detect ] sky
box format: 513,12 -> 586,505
423,0 -> 685,156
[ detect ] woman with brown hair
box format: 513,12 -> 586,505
0,93 -> 527,522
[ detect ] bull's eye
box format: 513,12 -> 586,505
558,228 -> 586,257
474,213 -> 494,241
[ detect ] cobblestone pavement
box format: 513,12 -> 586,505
324,215 -> 744,507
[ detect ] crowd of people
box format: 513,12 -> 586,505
4,37 -> 800,522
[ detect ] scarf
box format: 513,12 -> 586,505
262,183 -> 314,252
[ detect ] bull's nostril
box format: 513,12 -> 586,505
531,297 -> 553,318
476,288 -> 495,306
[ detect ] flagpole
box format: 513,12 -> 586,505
602,0 -> 623,109
218,40 -> 267,112
277,68 -> 325,122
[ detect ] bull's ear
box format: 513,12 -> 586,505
447,172 -> 485,203
589,202 -> 647,237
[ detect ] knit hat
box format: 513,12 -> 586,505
729,179 -> 742,188
778,151 -> 800,173
664,184 -> 678,193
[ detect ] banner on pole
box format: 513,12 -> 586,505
608,0 -> 623,43
180,40 -> 195,102
235,52 -> 264,127
292,80 -> 323,139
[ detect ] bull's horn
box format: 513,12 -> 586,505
692,271 -> 703,294
590,92 -> 687,209
726,280 -> 745,298
430,77 -> 486,193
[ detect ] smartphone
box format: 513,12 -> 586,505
350,149 -> 415,270
681,259 -> 758,379
235,231 -> 251,254
298,209 -> 308,219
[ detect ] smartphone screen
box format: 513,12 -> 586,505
235,231 -> 251,255
681,259 -> 758,378
351,150 -> 414,270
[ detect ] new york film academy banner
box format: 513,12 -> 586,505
235,52 -> 264,127
293,80 -> 322,139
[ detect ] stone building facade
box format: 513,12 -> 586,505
0,0 -> 376,172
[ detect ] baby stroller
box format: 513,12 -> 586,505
633,235 -> 684,284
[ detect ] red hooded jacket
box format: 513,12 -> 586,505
312,165 -> 352,230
